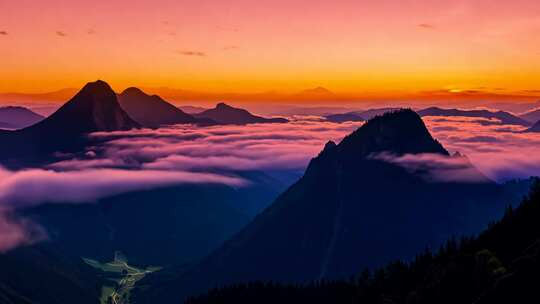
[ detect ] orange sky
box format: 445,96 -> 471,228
1,0 -> 539,98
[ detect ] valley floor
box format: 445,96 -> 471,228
84,253 -> 160,304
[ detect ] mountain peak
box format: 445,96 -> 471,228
28,80 -> 139,133
121,87 -> 146,96
117,87 -> 198,127
0,106 -> 44,129
323,140 -> 337,151
216,102 -> 234,109
196,102 -> 288,125
80,80 -> 113,94
301,86 -> 334,95
337,109 -> 448,157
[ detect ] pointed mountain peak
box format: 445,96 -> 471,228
338,109 -> 448,158
28,80 -> 139,133
316,140 -> 338,159
323,140 -> 337,151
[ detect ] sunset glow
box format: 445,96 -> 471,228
1,0 -> 539,99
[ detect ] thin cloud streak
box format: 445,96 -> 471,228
177,50 -> 206,57
0,167 -> 247,207
418,23 -> 435,29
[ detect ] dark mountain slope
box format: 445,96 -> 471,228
0,244 -> 103,304
0,106 -> 44,129
195,103 -> 288,124
21,169 -> 291,267
118,87 -> 208,127
187,178 -> 540,304
0,80 -> 139,165
134,110 -> 522,303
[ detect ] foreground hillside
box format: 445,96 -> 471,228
187,178 -> 540,303
0,244 -> 103,304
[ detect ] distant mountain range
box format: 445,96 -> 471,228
325,107 -> 400,122
520,107 -> 540,124
0,81 -> 293,166
326,106 -> 531,126
417,107 -> 531,126
133,110 -> 528,303
0,106 -> 44,129
195,103 -> 288,124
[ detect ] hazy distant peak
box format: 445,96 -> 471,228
301,86 -> 334,95
0,106 -> 44,129
216,102 -> 234,109
121,87 -> 146,96
196,102 -> 288,125
117,86 -> 198,127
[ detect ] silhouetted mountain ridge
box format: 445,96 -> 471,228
418,107 -> 530,126
118,87 -> 212,127
195,103 -> 288,124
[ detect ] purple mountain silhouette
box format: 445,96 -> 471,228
195,102 -> 288,125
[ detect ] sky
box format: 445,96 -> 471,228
1,0 -> 540,100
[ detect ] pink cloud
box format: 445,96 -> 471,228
371,152 -> 490,183
66,121 -> 363,172
424,116 -> 540,181
60,117 -> 540,182
0,209 -> 45,253
0,167 -> 247,207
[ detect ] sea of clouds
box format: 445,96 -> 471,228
1,114 -> 540,252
